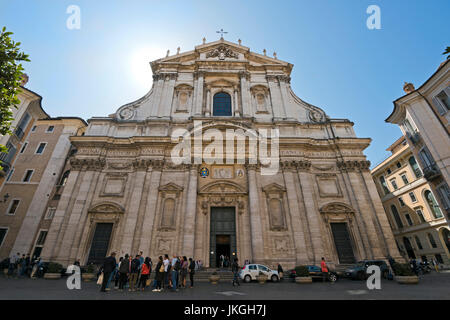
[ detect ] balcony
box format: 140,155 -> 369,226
406,131 -> 422,146
13,127 -> 25,140
423,163 -> 441,181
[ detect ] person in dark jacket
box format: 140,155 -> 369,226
100,252 -> 117,292
153,256 -> 164,292
118,254 -> 129,291
232,258 -> 240,286
129,255 -> 140,291
277,263 -> 284,280
188,258 -> 195,288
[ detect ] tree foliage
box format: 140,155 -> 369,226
0,26 -> 29,156
443,46 -> 450,59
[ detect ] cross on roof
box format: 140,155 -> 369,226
216,28 -> 228,39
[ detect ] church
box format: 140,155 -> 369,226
40,37 -> 402,269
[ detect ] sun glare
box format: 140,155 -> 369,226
129,45 -> 166,92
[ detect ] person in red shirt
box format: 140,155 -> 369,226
321,257 -> 328,282
138,257 -> 151,291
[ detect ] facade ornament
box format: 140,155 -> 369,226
202,37 -> 206,44
263,49 -> 266,56
118,106 -> 136,120
337,160 -> 371,172
238,39 -> 242,46
273,52 -> 277,59
177,47 -> 180,55
308,109 -> 325,123
166,50 -> 170,57
206,45 -> 238,60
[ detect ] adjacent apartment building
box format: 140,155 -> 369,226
0,113 -> 86,259
386,59 -> 450,227
372,136 -> 450,267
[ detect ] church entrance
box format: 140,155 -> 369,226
87,223 -> 113,265
330,222 -> 356,264
210,207 -> 236,268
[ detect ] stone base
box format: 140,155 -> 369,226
395,276 -> 419,284
44,273 -> 61,280
82,273 -> 96,282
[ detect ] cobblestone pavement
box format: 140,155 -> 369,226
0,271 -> 449,300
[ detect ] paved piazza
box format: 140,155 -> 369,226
1,272 -> 449,300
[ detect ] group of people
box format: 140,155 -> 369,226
98,252 -> 199,293
3,252 -> 40,278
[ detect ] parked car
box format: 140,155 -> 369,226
239,264 -> 280,283
344,260 -> 389,280
286,265 -> 339,282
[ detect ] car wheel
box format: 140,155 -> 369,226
382,270 -> 388,279
244,275 -> 252,283
328,273 -> 337,282
357,272 -> 365,281
271,275 -> 279,282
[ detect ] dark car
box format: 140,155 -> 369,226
344,260 -> 389,280
287,265 -> 338,282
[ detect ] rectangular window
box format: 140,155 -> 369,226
401,174 -> 409,185
7,200 -> 20,215
398,197 -> 405,207
405,214 -> 413,226
379,176 -> 389,195
390,179 -> 398,190
45,207 -> 56,220
0,228 -> 8,247
31,125 -> 36,132
396,162 -> 402,169
20,142 -> 28,154
14,113 -> 31,139
35,230 -> 48,246
386,168 -> 392,175
23,169 -> 34,182
35,143 -> 47,154
433,89 -> 450,115
436,183 -> 450,211
6,168 -> 14,182
416,209 -> 426,223
46,126 -> 54,133
409,192 -> 417,203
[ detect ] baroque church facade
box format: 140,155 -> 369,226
40,38 -> 402,269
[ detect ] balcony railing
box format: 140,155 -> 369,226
406,131 -> 422,146
423,163 -> 441,181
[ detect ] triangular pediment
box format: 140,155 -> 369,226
152,39 -> 290,68
262,183 -> 286,193
159,182 -> 184,192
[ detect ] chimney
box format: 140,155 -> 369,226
21,73 -> 29,86
403,82 -> 415,94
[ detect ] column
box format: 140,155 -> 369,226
240,72 -> 251,117
194,72 -> 204,116
182,165 -> 198,257
138,160 -> 163,256
246,165 -> 264,262
278,76 -> 295,120
150,74 -> 164,117
159,73 -> 176,118
267,75 -> 284,120
296,162 -> 325,263
282,163 -> 309,264
205,87 -> 211,116
234,87 -> 240,117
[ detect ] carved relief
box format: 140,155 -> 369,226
101,173 -> 128,197
337,160 -> 371,172
206,45 -> 239,60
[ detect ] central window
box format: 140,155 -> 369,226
213,92 -> 232,116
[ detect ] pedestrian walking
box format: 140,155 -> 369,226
100,252 -> 117,292
320,257 -> 329,282
138,257 -> 151,291
188,257 -> 195,288
232,258 -> 240,286
118,254 -> 129,291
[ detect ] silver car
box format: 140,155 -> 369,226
239,264 -> 280,282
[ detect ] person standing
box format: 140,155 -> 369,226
232,258 -> 240,286
163,254 -> 170,288
115,257 -> 123,289
118,254 -> 129,291
153,256 -> 164,292
320,257 -> 329,282
138,257 -> 151,291
100,252 -> 117,292
432,257 -> 440,272
277,263 -> 284,280
171,255 -> 179,291
188,258 -> 195,288
180,256 -> 188,288
129,255 -> 140,292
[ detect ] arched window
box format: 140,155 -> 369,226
59,170 -> 70,186
414,236 -> 423,250
213,92 -> 232,116
391,205 -> 403,229
424,190 -> 443,219
427,233 -> 437,248
408,156 -> 422,178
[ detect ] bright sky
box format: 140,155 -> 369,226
1,0 -> 449,166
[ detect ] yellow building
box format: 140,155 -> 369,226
371,136 -> 450,267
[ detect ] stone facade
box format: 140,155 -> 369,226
38,39 -> 402,269
371,136 -> 450,267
